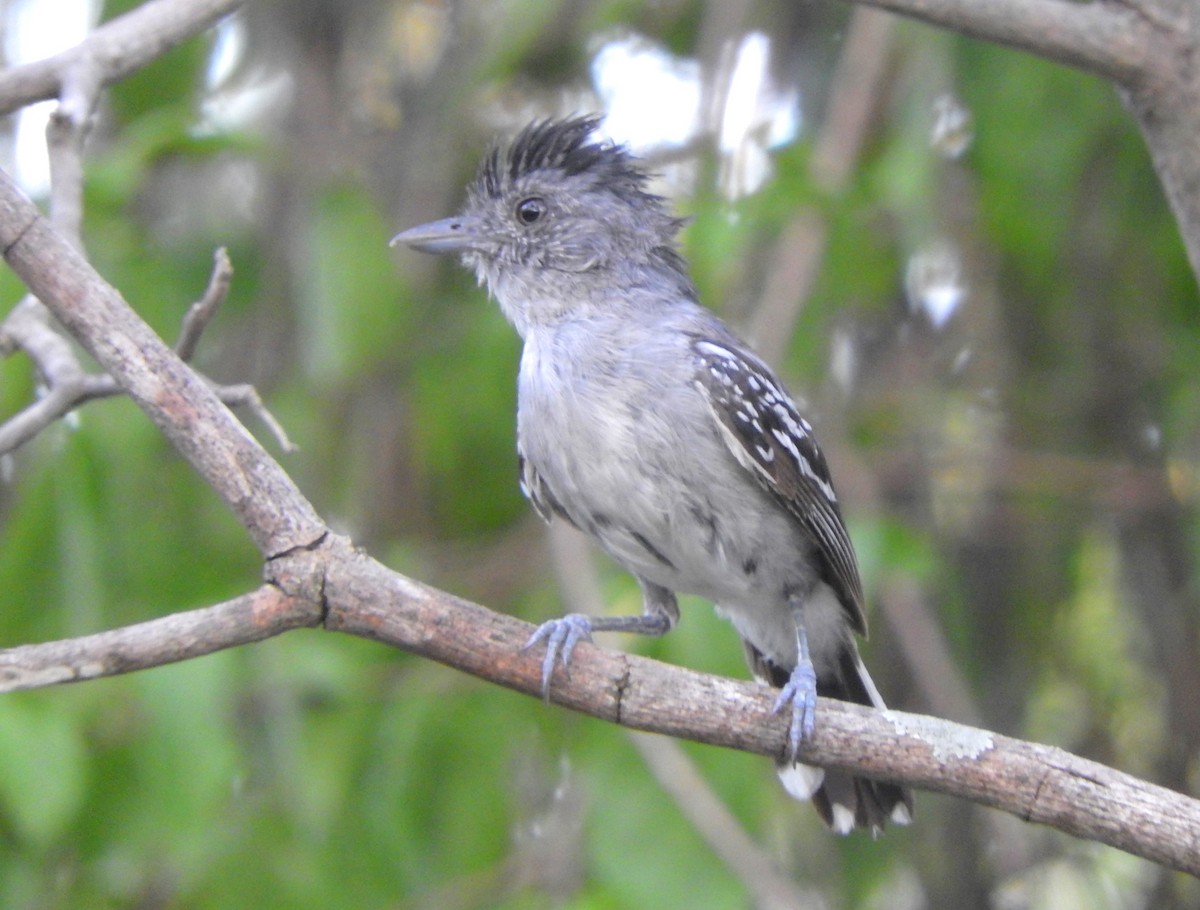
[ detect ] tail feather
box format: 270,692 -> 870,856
744,640 -> 914,835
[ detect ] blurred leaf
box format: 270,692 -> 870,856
303,185 -> 413,384
0,694 -> 88,848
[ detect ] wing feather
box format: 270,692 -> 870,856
691,337 -> 867,635
518,451 -> 567,525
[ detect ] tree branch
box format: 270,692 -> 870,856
841,0 -> 1163,86
0,167 -> 323,557
0,585 -> 318,691
0,1 -> 290,458
839,0 -> 1200,285
0,0 -> 242,116
3,533 -> 1198,876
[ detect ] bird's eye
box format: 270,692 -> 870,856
515,197 -> 546,225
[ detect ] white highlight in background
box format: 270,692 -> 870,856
5,0 -> 98,196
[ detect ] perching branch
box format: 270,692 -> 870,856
1,531 -> 1198,876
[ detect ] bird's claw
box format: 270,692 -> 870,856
772,659 -> 818,763
523,613 -> 594,699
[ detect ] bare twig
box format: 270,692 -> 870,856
0,2 -> 284,461
0,296 -> 118,452
211,382 -> 298,452
176,248 -> 234,361
171,248 -> 297,450
0,250 -> 293,456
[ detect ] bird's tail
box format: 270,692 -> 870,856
746,642 -> 914,835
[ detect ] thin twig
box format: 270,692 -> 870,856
0,169 -> 323,554
211,382 -> 298,453
0,247 -> 293,456
176,247 -> 234,362
0,2 -> 283,461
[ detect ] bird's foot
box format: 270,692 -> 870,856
523,613 -> 594,699
772,658 -> 818,763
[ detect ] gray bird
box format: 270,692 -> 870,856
392,115 -> 912,834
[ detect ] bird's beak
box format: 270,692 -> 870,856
389,215 -> 489,255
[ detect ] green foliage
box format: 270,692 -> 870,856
0,693 -> 88,848
408,296 -> 525,535
304,185 -> 415,384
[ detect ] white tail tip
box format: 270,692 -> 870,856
777,762 -> 824,801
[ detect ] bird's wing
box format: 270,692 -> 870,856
518,450 -> 577,528
690,337 -> 867,635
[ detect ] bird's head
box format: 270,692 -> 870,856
392,115 -> 691,332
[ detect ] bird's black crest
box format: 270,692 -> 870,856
475,115 -> 650,200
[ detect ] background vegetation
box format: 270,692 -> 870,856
0,0 -> 1197,907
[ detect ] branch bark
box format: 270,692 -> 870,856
0,585 -> 318,689
2,531 -> 1198,876
843,0 -> 1161,85
0,169 -> 323,558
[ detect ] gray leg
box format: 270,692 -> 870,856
772,611 -> 818,762
525,578 -> 679,697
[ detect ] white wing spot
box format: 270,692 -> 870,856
798,456 -> 837,503
771,427 -> 801,462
